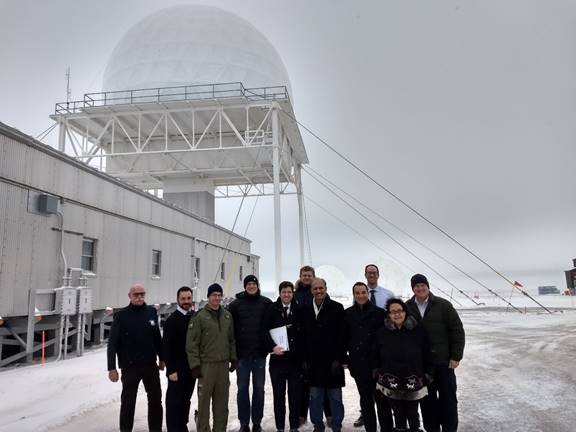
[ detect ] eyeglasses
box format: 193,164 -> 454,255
389,310 -> 405,315
132,292 -> 146,297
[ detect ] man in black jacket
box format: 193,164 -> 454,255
264,281 -> 304,432
107,283 -> 164,432
227,275 -> 272,432
301,278 -> 346,432
163,286 -> 196,432
344,282 -> 392,432
406,274 -> 465,432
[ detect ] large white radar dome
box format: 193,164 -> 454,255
103,5 -> 291,95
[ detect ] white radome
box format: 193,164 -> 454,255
102,5 -> 292,95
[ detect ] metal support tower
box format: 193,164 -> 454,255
51,82 -> 308,285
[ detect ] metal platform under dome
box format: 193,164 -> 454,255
50,82 -> 308,192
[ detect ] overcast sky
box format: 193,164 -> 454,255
1,0 -> 575,301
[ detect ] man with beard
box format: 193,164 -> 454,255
107,283 -> 164,432
301,278 -> 346,432
227,275 -> 272,432
163,286 -> 196,432
344,282 -> 392,432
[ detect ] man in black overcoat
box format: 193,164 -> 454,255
301,278 -> 346,432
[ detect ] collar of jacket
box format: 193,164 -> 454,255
314,293 -> 331,308
410,291 -> 436,305
236,290 -> 261,300
274,297 -> 295,308
353,301 -> 373,312
204,304 -> 222,313
128,302 -> 147,310
384,315 -> 418,331
295,281 -> 311,292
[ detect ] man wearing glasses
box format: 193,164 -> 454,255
107,283 -> 165,432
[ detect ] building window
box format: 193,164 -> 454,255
247,256 -> 251,262
81,238 -> 96,272
239,265 -> 243,281
220,262 -> 225,280
152,250 -> 162,277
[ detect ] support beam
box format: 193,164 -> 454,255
296,164 -> 305,266
26,290 -> 36,362
58,121 -> 66,152
272,107 -> 282,287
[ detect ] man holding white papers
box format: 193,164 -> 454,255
264,281 -> 304,432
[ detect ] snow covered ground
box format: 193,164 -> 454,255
0,308 -> 574,432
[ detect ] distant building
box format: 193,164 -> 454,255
538,286 -> 559,295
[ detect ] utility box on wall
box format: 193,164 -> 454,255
37,194 -> 59,214
55,288 -> 77,315
77,288 -> 93,314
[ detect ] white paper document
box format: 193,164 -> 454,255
269,326 -> 290,351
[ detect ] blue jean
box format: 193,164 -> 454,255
236,357 -> 266,426
309,387 -> 344,432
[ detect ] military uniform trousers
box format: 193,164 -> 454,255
197,361 -> 230,432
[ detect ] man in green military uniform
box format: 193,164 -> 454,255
186,283 -> 237,432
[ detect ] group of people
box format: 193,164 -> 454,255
107,264 -> 465,432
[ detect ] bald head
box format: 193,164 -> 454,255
128,283 -> 146,306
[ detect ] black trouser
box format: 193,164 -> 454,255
369,385 -> 394,432
270,364 -> 301,430
354,377 -> 376,432
120,363 -> 163,432
420,366 -> 458,432
388,399 -> 420,431
299,384 -> 332,420
166,368 -> 196,432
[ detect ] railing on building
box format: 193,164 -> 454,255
55,82 -> 290,115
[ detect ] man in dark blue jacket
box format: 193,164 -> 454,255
163,286 -> 196,432
107,283 -> 164,432
227,275 -> 272,432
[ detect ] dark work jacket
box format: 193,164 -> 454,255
406,292 -> 465,365
344,302 -> 386,380
162,309 -> 194,375
294,280 -> 313,307
263,298 -> 304,368
227,290 -> 272,359
107,303 -> 163,370
301,295 -> 346,388
374,317 -> 433,389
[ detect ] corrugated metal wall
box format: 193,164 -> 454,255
0,127 -> 258,317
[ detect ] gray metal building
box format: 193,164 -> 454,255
0,121 -> 259,366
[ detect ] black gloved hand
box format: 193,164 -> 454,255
229,360 -> 237,373
424,373 -> 434,385
190,366 -> 202,379
330,360 -> 341,376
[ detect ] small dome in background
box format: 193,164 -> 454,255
102,5 -> 292,96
